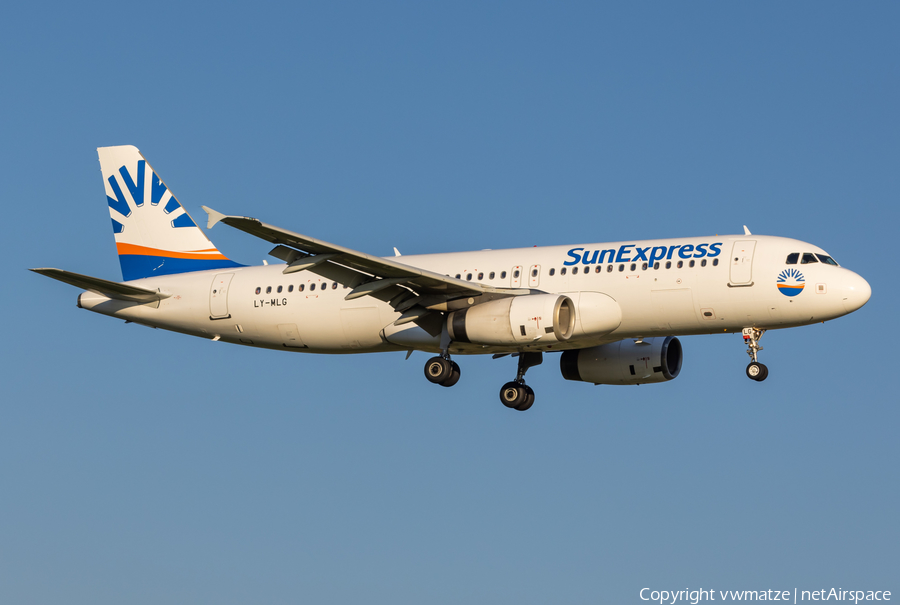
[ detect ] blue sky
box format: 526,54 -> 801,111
1,2 -> 897,603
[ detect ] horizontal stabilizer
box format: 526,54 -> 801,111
30,268 -> 169,303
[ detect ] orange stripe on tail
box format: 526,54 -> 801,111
116,243 -> 231,260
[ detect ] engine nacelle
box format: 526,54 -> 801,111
564,291 -> 622,338
448,294 -> 575,346
560,336 -> 683,385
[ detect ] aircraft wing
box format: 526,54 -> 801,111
30,268 -> 169,303
202,207 -> 530,304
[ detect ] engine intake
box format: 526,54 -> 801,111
448,294 -> 575,346
560,336 -> 683,385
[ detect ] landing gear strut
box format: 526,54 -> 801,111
424,353 -> 460,387
499,352 -> 542,411
742,327 -> 769,382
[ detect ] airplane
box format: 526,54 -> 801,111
31,145 -> 871,411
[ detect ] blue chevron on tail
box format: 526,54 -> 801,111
98,145 -> 242,281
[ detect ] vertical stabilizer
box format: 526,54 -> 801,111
98,145 -> 241,281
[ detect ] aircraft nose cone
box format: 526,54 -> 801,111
842,272 -> 871,314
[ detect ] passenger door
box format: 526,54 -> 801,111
729,241 -> 756,285
209,273 -> 234,319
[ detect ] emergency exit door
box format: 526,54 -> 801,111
511,265 -> 523,287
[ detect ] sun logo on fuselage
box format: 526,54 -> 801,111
107,160 -> 196,234
776,268 -> 805,297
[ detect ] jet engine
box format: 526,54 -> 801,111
563,291 -> 622,338
448,294 -> 575,346
560,336 -> 683,385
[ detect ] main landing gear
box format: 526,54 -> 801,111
742,327 -> 769,382
422,350 -> 542,412
499,352 -> 542,412
424,354 -> 460,387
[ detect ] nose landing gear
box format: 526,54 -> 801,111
499,352 -> 542,411
742,327 -> 769,382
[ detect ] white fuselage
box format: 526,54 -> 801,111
76,234 -> 870,355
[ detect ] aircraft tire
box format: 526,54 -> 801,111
440,362 -> 461,387
500,382 -> 526,408
515,386 -> 535,411
425,357 -> 452,384
746,362 -> 768,382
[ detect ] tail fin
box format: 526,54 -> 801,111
98,145 -> 241,281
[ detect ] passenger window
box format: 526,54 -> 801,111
549,268 -> 555,276
712,258 -> 719,266
801,253 -> 818,264
677,260 -> 683,269
501,271 -> 507,279
489,272 -> 495,279
466,273 -> 472,281
531,269 -> 538,277
455,274 -> 461,279
607,264 -> 613,273
786,253 -> 800,265
288,285 -> 293,292
630,263 -> 636,271
653,262 -> 660,270
332,282 -> 338,289
266,286 -> 272,294
513,270 -> 520,278
277,285 -> 283,293
618,264 -> 625,272
665,261 -> 671,269
642,262 -> 648,270
255,287 -> 261,294
701,259 -> 707,267
595,266 -> 601,273
478,272 -> 484,280
689,260 -> 695,268
298,284 -> 305,292
816,254 -> 839,266
572,267 -> 578,275
561,267 -> 567,275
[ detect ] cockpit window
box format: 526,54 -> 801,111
785,253 -> 799,265
801,253 -> 819,264
816,254 -> 839,266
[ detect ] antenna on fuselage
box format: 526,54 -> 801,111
743,225 -> 752,235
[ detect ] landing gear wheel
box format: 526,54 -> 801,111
516,385 -> 535,411
424,357 -> 452,384
440,361 -> 461,387
500,382 -> 526,408
746,362 -> 769,382
497,352 -> 542,411
741,328 -> 769,382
